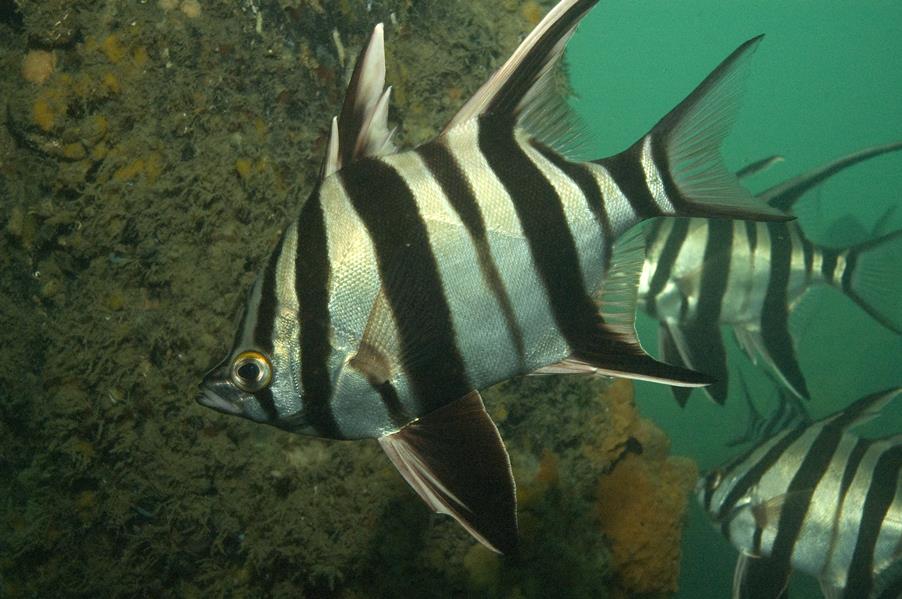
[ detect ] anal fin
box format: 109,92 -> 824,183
378,390 -> 518,554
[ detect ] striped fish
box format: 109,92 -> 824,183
698,388 -> 902,599
197,0 -> 787,553
640,142 -> 902,405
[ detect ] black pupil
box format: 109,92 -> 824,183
237,362 -> 260,382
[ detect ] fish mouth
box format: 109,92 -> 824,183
196,388 -> 242,416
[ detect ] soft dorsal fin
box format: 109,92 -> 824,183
735,155 -> 784,180
323,23 -> 397,178
441,0 -> 596,140
821,388 -> 901,432
756,140 -> 902,211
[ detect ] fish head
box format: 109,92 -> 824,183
696,466 -> 730,520
197,346 -> 309,431
696,468 -> 760,552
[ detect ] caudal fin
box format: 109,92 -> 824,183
827,230 -> 902,334
597,36 -> 790,223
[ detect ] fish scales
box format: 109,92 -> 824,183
199,0 -> 790,553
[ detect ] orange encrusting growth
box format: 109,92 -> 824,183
595,417 -> 698,595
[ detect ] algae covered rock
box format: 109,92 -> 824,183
0,1 -> 698,597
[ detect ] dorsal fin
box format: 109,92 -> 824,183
735,155 -> 784,180
441,0 -> 597,141
821,388 -> 901,432
323,23 -> 397,178
756,140 -> 902,211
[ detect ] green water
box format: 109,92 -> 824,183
568,3 -> 902,597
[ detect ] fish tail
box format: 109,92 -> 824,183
597,36 -> 789,223
827,229 -> 902,335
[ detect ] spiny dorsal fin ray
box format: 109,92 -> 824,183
378,390 -> 518,554
324,23 -> 397,178
442,0 -> 597,138
757,140 -> 902,211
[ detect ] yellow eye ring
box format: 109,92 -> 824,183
230,351 -> 273,392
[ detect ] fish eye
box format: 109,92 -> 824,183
230,351 -> 273,392
707,469 -> 724,491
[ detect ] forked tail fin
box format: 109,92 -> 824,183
824,230 -> 902,335
597,36 -> 790,223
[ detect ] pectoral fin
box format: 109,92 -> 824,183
378,390 -> 518,554
733,553 -> 790,599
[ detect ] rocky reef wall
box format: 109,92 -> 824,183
0,1 -> 696,596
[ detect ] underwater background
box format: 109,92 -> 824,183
1,0 -> 901,597
568,2 -> 902,597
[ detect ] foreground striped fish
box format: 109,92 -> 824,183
698,388 -> 902,599
640,142 -> 902,405
197,0 -> 787,552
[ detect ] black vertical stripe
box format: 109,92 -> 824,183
645,218 -> 690,317
752,523 -> 764,554
598,142 -> 663,218
681,220 -> 733,402
745,221 -> 758,255
252,241 -> 281,351
845,445 -> 902,596
841,248 -> 857,293
529,140 -> 614,273
295,191 -> 341,438
650,135 -> 691,213
250,244 -> 281,421
372,380 -> 410,427
717,425 -> 808,520
417,141 -> 526,363
477,118 -> 604,357
767,425 -> 843,570
695,220 -> 733,323
838,438 -> 871,500
800,234 -> 814,279
821,248 -> 839,283
341,158 -> 471,413
761,222 -> 809,398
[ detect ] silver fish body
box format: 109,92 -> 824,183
638,142 -> 902,404
198,0 -> 788,553
698,388 -> 902,598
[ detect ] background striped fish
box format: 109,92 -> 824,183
726,368 -> 812,448
698,388 -> 902,599
639,142 -> 902,405
197,0 -> 788,552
